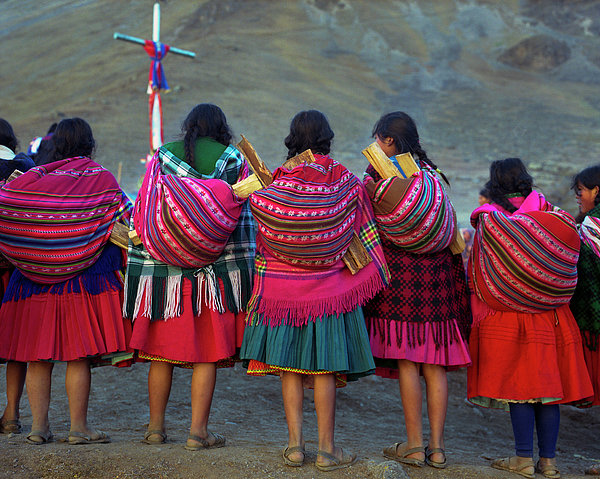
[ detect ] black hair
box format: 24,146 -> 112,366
284,110 -> 334,160
181,103 -> 233,166
484,157 -> 533,213
0,118 -> 18,152
571,164 -> 600,222
479,187 -> 490,198
372,111 -> 448,184
38,118 -> 95,166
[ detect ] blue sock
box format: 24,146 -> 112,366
534,404 -> 560,458
509,403 -> 535,457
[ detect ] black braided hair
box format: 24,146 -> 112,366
0,118 -> 19,153
38,118 -> 95,166
181,104 -> 233,166
571,164 -> 600,223
484,158 -> 533,214
284,110 -> 334,160
371,111 -> 449,185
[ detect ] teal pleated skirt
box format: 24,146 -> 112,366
240,306 -> 375,384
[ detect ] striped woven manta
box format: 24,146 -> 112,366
0,156 -> 131,284
249,154 -> 360,268
134,151 -> 245,268
365,170 -> 454,254
470,191 -> 580,313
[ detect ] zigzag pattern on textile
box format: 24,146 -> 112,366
470,194 -> 580,313
134,154 -> 244,268
368,170 -> 454,254
250,155 -> 360,268
0,157 -> 129,284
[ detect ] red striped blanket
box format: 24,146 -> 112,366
250,154 -> 360,268
365,170 -> 454,254
134,153 -> 245,268
470,191 -> 580,312
0,157 -> 131,284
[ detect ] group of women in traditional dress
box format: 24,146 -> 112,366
0,106 -> 598,476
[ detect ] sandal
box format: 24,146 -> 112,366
491,456 -> 534,479
184,432 -> 226,451
425,446 -> 447,469
142,429 -> 167,445
68,430 -> 110,445
536,459 -> 560,478
283,445 -> 305,467
316,449 -> 357,472
0,419 -> 22,434
383,442 -> 425,467
26,430 -> 54,445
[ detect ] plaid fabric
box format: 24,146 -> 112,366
0,157 -> 132,284
470,191 -> 580,313
571,203 -> 600,350
124,144 -> 255,321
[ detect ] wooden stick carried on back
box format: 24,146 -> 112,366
235,136 -> 372,274
361,142 -> 465,255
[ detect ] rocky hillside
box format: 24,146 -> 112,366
3,0 -> 600,221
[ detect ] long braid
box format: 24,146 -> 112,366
183,125 -> 198,166
414,145 -> 449,185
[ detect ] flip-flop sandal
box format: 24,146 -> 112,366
142,429 -> 167,445
184,432 -> 226,451
383,442 -> 425,467
315,449 -> 357,472
0,419 -> 22,434
283,445 -> 305,467
425,446 -> 448,469
536,460 -> 561,478
26,430 -> 54,445
68,430 -> 110,445
491,456 -> 534,478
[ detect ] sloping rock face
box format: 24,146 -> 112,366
499,35 -> 571,71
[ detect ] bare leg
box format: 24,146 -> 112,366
1,361 -> 27,423
281,371 -> 305,463
397,359 -> 425,462
314,373 -> 348,467
25,361 -> 54,435
65,359 -> 95,434
147,361 -> 174,439
187,362 -> 218,446
422,363 -> 448,464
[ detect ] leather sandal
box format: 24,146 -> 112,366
536,459 -> 560,478
142,429 -> 167,445
68,430 -> 110,445
383,442 -> 425,467
184,432 -> 226,451
282,445 -> 305,467
0,419 -> 22,434
491,456 -> 534,478
315,449 -> 357,472
425,446 -> 447,469
26,430 -> 54,445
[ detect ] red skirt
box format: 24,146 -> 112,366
467,301 -> 594,409
0,271 -> 132,364
129,278 -> 245,365
582,332 -> 600,406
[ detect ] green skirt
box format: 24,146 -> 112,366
240,306 -> 375,382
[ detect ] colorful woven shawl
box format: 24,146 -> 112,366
365,169 -> 454,254
246,155 -> 390,327
250,154 -> 360,267
570,203 -> 600,350
134,154 -> 245,268
470,191 -> 580,313
0,157 -> 132,284
124,144 -> 255,321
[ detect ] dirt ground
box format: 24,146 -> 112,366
0,362 -> 598,479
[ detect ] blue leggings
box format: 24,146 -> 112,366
509,403 -> 560,458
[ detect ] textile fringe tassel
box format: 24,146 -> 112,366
132,276 -> 153,321
163,275 -> 182,320
195,267 -> 225,314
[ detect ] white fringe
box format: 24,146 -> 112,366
229,270 -> 242,311
195,267 -> 225,314
132,276 -> 153,321
163,275 -> 182,320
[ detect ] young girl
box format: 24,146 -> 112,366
0,118 -> 34,435
569,165 -> 600,475
125,103 -> 255,449
240,110 -> 389,471
362,111 -> 471,468
468,158 -> 593,478
0,117 -> 133,444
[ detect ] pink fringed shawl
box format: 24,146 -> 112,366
246,155 -> 390,327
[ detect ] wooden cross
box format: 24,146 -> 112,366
114,3 -> 196,162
